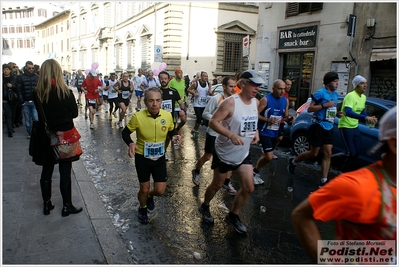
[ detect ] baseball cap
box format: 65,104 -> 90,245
240,70 -> 265,84
89,69 -> 98,77
368,107 -> 397,155
175,68 -> 183,73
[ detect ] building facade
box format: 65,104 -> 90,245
255,2 -> 396,108
1,2 -> 65,66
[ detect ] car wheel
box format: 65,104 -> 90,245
292,132 -> 310,156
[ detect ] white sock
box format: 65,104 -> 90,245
291,159 -> 297,165
321,178 -> 327,183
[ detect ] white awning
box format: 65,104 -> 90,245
370,48 -> 397,62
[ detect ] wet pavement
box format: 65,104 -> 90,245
73,92 -> 337,264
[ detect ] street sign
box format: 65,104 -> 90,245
154,45 -> 162,62
243,35 -> 249,57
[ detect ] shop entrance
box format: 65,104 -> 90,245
282,52 -> 314,109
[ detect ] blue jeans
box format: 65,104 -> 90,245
22,101 -> 38,134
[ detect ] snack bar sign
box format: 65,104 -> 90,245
278,25 -> 318,49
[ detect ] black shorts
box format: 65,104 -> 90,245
308,123 -> 334,147
118,98 -> 130,107
134,154 -> 168,183
76,86 -> 83,93
211,150 -> 252,173
194,107 -> 205,124
259,135 -> 278,153
204,133 -> 216,154
278,123 -> 284,137
103,95 -> 108,101
86,99 -> 97,109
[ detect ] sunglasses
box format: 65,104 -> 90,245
27,67 -> 35,70
13,66 -> 18,69
247,80 -> 262,87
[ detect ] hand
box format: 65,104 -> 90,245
6,83 -> 12,88
194,92 -> 199,98
128,143 -> 138,158
336,111 -> 343,118
366,116 -> 378,124
172,135 -> 182,146
324,100 -> 335,108
229,133 -> 244,146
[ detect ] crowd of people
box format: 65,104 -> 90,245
3,61 -> 396,261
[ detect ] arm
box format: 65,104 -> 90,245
291,198 -> 321,263
122,126 -> 138,158
187,82 -> 197,96
209,97 -> 244,146
344,107 -> 376,123
202,96 -> 218,121
207,82 -> 213,95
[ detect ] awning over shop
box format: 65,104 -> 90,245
370,48 -> 397,62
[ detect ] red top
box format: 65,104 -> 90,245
309,161 -> 396,240
82,77 -> 103,99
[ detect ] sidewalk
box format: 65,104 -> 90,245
2,125 -> 132,264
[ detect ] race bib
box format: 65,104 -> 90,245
200,97 -> 208,105
240,116 -> 257,137
267,115 -> 282,131
88,99 -> 96,104
326,107 -> 337,122
161,99 -> 173,112
122,91 -> 130,99
144,142 -> 165,160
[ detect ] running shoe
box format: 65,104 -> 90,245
198,205 -> 214,223
225,214 -> 247,234
319,179 -> 328,188
287,157 -> 296,175
147,196 -> 155,211
193,131 -> 199,140
223,181 -> 237,195
118,121 -> 123,128
253,172 -> 264,185
165,152 -> 168,161
192,169 -> 200,186
138,207 -> 149,224
90,122 -> 94,129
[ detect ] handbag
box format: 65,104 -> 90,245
34,92 -> 83,162
7,88 -> 17,102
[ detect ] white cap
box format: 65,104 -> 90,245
352,75 -> 367,88
368,107 -> 397,155
89,69 -> 98,77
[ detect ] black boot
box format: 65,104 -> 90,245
40,180 -> 55,215
60,181 -> 83,217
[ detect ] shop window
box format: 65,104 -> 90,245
286,3 -> 323,17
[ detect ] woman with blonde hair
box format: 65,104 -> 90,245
31,59 -> 83,216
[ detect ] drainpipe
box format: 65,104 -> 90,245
348,15 -> 358,75
186,2 -> 191,60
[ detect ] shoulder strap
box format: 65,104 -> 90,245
364,163 -> 392,223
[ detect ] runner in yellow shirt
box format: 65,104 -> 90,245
122,87 -> 182,224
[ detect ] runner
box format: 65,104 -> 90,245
199,70 -> 263,234
115,72 -> 134,128
187,71 -> 212,140
107,73 -> 120,120
121,87 -> 182,224
81,69 -> 104,129
191,76 -> 237,195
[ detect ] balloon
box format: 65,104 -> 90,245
85,69 -> 90,76
159,62 -> 167,71
91,62 -> 99,70
153,69 -> 159,76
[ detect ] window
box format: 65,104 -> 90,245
9,27 -> 15,33
17,27 -> 23,33
286,3 -> 323,17
56,25 -> 58,34
9,13 -> 13,19
25,26 -> 30,32
3,39 -> 10,50
223,33 -> 244,72
17,39 -> 23,48
3,27 -> 8,34
61,40 -> 63,51
38,9 -> 47,17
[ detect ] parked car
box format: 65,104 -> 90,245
289,96 -> 396,165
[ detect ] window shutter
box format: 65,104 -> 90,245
286,3 -> 299,17
310,3 -> 323,12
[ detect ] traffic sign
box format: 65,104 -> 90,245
154,45 -> 162,62
243,35 -> 249,57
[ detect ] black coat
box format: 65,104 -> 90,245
2,74 -> 18,103
29,88 -> 79,166
16,71 -> 39,103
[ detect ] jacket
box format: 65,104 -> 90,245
3,74 -> 18,103
16,71 -> 39,104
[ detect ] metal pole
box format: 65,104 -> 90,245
349,16 -> 358,75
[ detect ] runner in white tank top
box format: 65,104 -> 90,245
198,70 -> 265,235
